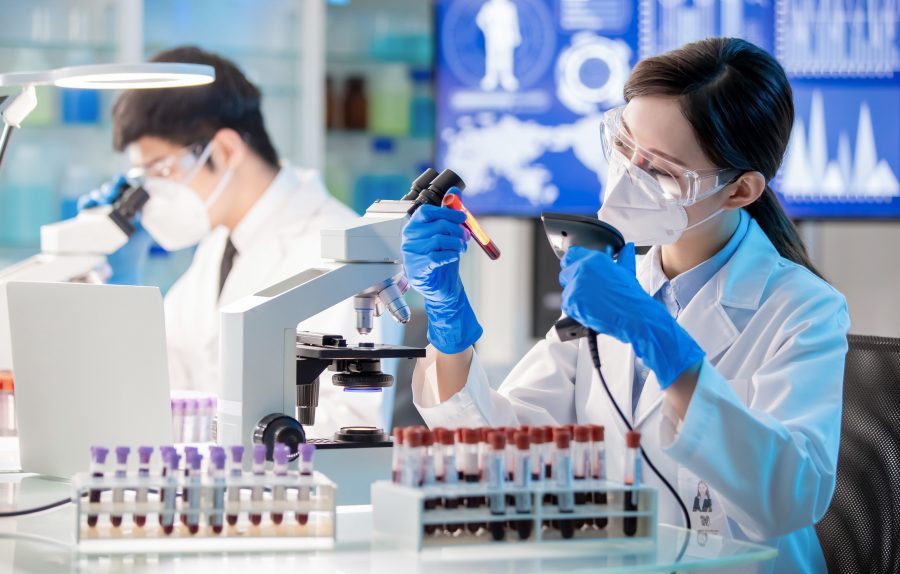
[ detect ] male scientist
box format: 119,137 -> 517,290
83,46 -> 382,437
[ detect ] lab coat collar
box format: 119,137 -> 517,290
229,165 -> 329,255
631,218 -> 780,428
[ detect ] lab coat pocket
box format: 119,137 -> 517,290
678,467 -> 732,540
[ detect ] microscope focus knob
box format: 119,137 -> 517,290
253,414 -> 306,461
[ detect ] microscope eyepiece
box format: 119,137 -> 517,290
403,167 -> 440,201
407,168 -> 466,215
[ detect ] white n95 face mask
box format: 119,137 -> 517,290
598,150 -> 727,247
140,144 -> 234,251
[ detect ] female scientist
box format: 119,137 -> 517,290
401,38 -> 849,573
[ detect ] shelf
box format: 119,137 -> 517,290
326,130 -> 433,142
144,43 -> 299,61
0,39 -> 116,53
327,53 -> 432,67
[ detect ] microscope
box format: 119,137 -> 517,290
0,175 -> 149,370
217,168 -> 464,504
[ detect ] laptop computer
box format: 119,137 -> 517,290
6,281 -> 172,477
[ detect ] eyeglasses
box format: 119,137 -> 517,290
600,106 -> 741,205
132,142 -> 211,180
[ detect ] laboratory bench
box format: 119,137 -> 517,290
0,439 -> 777,573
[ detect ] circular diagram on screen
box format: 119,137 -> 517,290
441,0 -> 557,92
556,33 -> 632,115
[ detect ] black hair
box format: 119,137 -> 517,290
624,37 -> 822,278
112,46 -> 280,169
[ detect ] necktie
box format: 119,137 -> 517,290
218,236 -> 238,298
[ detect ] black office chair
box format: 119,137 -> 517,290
816,334 -> 900,574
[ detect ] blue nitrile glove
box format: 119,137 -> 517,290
402,203 -> 483,354
77,175 -> 152,285
559,243 -> 705,388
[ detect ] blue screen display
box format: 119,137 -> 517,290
435,0 -> 900,219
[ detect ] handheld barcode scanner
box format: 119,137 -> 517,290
539,212 -> 693,534
540,213 -> 626,341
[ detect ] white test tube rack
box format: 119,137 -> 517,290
72,470 -> 336,554
371,479 -> 658,551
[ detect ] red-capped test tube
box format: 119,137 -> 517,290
529,427 -> 545,484
422,430 -> 439,535
438,429 -> 461,533
441,192 -> 501,260
392,428 -> 405,484
513,431 -> 533,540
590,425 -> 608,529
403,428 -> 424,487
554,430 -> 576,539
486,431 -> 507,541
624,431 -> 642,537
573,426 -> 591,528
462,428 -> 484,534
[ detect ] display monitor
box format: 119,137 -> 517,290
435,0 -> 900,218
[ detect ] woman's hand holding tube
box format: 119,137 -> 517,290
559,244 -> 705,389
402,204 -> 483,354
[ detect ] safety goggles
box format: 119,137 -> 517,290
130,141 -> 213,181
600,106 -> 741,205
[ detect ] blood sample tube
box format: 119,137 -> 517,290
272,443 -> 289,525
542,426 -> 555,481
161,452 -> 179,535
226,445 -> 244,526
297,443 -> 315,525
249,444 -> 266,526
441,192 -> 501,260
455,428 -> 465,481
554,430 -> 576,539
462,428 -> 483,534
110,446 -> 129,528
402,428 -> 423,487
573,426 -> 591,529
529,427 -> 545,484
392,427 -> 405,484
208,446 -> 226,534
513,431 -> 533,540
439,429 -> 460,534
589,425 -> 608,529
422,430 -> 439,535
134,446 -> 153,528
624,431 -> 642,537
158,446 -> 175,527
432,428 -> 447,487
485,431 -> 507,541
181,446 -> 198,527
186,452 -> 202,534
87,446 -> 108,528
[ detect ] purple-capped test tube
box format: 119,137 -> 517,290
209,446 -> 226,534
297,443 -> 315,525
135,446 -> 153,527
272,443 -> 290,525
161,451 -> 180,535
87,446 -> 109,528
186,452 -> 203,534
250,444 -> 267,526
226,445 -> 244,526
111,446 -> 130,527
181,447 -> 199,527
171,399 -> 186,442
158,446 -> 175,527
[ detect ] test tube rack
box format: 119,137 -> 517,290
371,479 -> 658,551
72,470 -> 336,554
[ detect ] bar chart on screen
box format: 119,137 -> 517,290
776,0 -> 900,78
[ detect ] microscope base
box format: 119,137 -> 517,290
312,440 -> 392,506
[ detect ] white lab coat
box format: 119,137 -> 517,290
164,166 -> 384,438
413,218 -> 850,574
